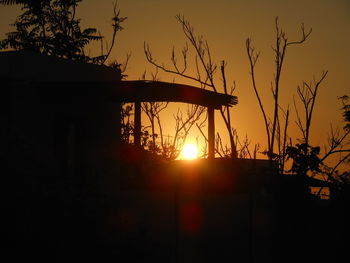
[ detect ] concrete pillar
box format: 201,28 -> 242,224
208,106 -> 215,159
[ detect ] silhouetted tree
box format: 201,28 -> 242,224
246,17 -> 350,184
340,95 -> 350,131
144,15 -> 239,158
323,96 -> 350,179
287,89 -> 350,199
318,97 -> 350,207
0,0 -> 126,64
285,71 -> 328,177
286,143 -> 322,176
246,17 -> 312,171
140,70 -> 170,155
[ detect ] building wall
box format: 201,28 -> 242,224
2,79 -> 123,263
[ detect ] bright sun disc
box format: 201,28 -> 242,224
182,144 -> 199,160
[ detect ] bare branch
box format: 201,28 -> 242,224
101,1 -> 127,64
295,70 -> 328,144
144,42 -> 214,88
321,128 -> 350,163
287,22 -> 312,46
246,38 -> 271,152
143,14 -> 239,157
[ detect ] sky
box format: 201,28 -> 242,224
1,0 -> 350,162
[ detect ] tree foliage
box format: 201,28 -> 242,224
0,0 -> 126,64
340,95 -> 350,131
286,143 -> 322,176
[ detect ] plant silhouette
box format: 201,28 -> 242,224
0,0 -> 126,64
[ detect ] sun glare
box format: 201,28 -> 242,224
182,143 -> 199,160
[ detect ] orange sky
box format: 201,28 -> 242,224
1,0 -> 350,162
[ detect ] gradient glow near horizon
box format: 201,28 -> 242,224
1,0 -> 349,162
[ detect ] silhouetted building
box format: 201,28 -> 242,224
1,51 -> 338,263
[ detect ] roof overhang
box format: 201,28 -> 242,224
117,80 -> 237,108
30,80 -> 238,109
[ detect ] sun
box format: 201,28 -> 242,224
181,143 -> 199,160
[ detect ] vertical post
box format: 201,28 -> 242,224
134,101 -> 141,146
208,106 -> 215,159
116,103 -> 121,143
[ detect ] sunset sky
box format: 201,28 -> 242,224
1,0 -> 349,160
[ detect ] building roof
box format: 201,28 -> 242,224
117,80 -> 237,108
0,50 -> 122,82
1,51 -> 237,108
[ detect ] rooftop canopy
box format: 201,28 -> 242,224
31,80 -> 237,109
116,80 -> 237,109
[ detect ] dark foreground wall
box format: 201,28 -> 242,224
115,159 -> 275,263
3,155 -> 276,263
1,78 -> 120,263
2,150 -> 349,263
